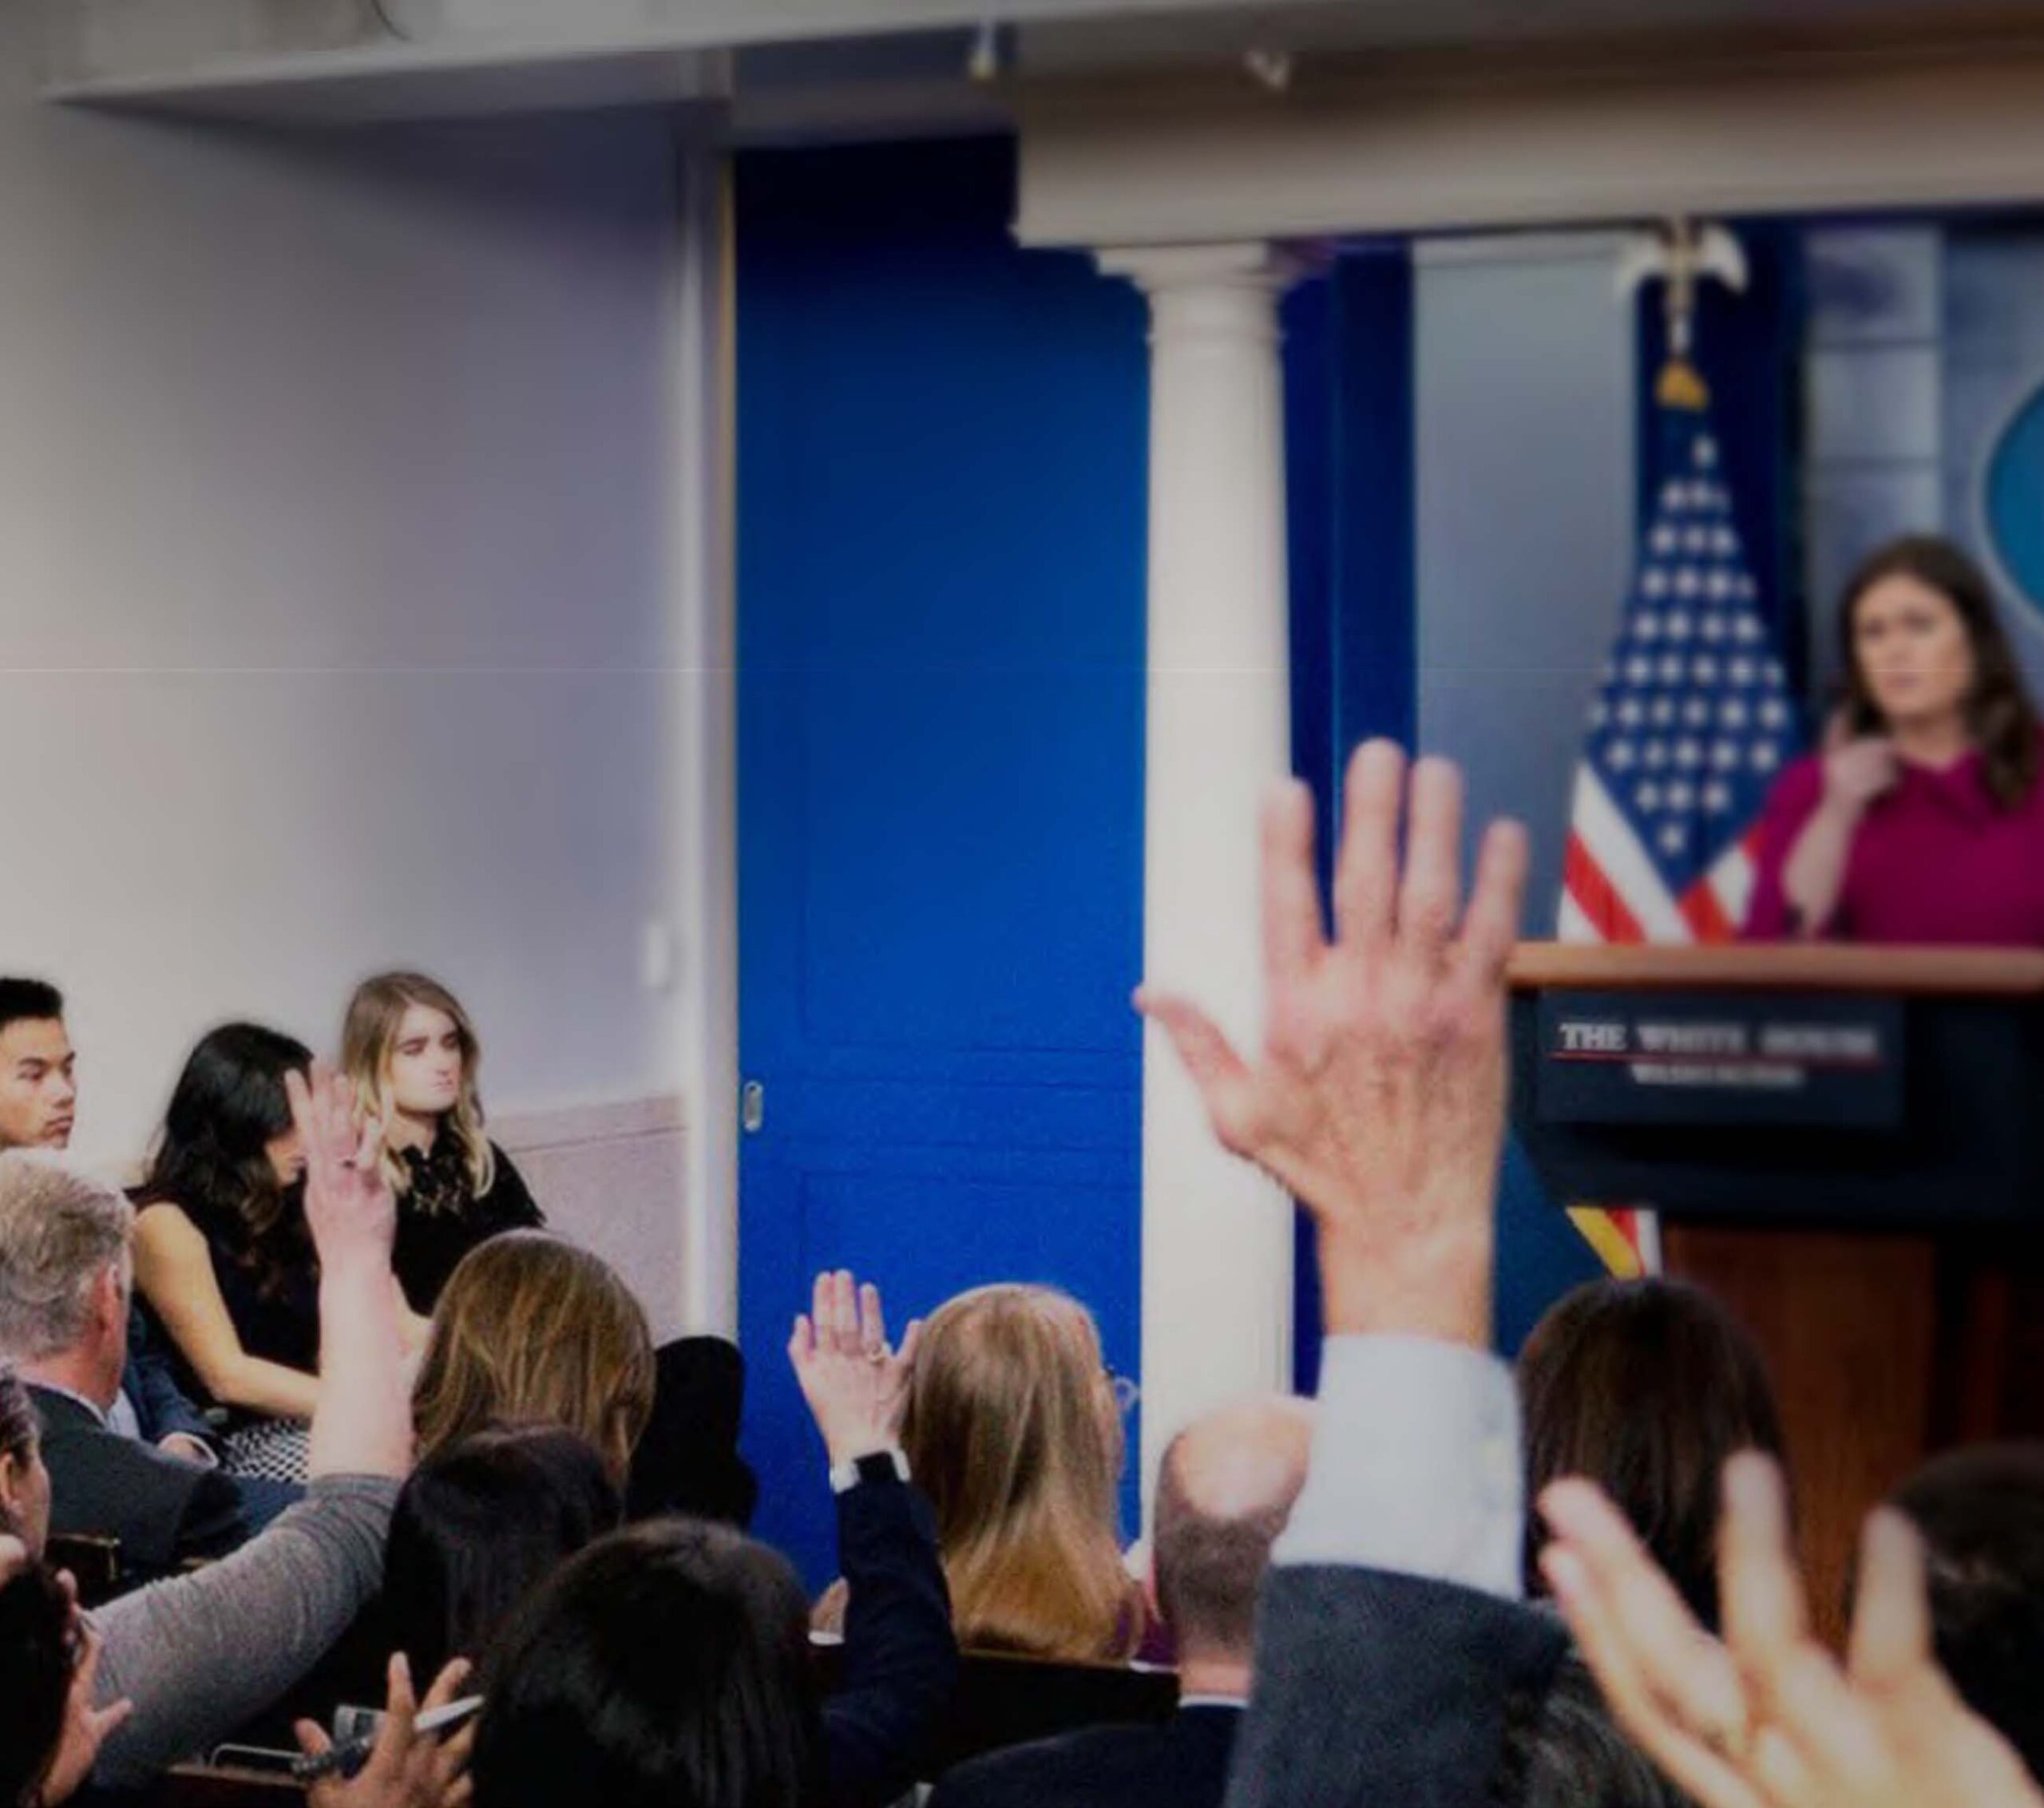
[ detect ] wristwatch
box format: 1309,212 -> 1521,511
830,1446 -> 911,1495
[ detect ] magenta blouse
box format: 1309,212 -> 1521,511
1745,749 -> 2044,945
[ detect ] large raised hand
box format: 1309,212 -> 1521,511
1541,1453 -> 2044,1808
1138,740 -> 1529,1344
287,1062 -> 397,1276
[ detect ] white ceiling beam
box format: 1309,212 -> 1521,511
1016,19 -> 2044,245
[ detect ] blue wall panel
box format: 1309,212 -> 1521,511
735,137 -> 1149,1585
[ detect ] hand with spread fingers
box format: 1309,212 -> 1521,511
1137,739 -> 1530,1345
789,1270 -> 921,1470
296,1653 -> 475,1808
1541,1451 -> 2044,1808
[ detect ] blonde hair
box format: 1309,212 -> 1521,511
342,971 -> 495,1203
899,1284 -> 1136,1661
412,1232 -> 655,1483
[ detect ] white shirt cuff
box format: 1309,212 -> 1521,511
1277,1334 -> 1523,1600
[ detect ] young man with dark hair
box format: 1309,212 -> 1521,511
0,980 -> 77,1154
927,1395 -> 1313,1808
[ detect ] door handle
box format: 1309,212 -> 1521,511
741,1080 -> 765,1135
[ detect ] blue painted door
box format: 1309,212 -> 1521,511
735,139 -> 1150,1585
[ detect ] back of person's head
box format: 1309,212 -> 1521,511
385,1423 -> 624,1682
1151,1395 -> 1313,1665
414,1232 -> 655,1484
1497,1654 -> 1697,1808
0,1556 -> 73,1808
136,1022 -> 313,1291
1891,1443 -> 2044,1782
1519,1277 -> 1785,1628
899,1282 -> 1133,1660
0,1153 -> 131,1365
0,1368 -> 46,1557
473,1517 -> 820,1808
0,981 -> 61,1042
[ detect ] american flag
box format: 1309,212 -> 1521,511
1558,381 -> 1803,1272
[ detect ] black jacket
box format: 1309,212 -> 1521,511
30,1384 -> 251,1584
928,1703 -> 1240,1808
1222,1566 -> 1567,1808
824,1469 -> 960,1808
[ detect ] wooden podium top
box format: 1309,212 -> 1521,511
1508,941 -> 2044,997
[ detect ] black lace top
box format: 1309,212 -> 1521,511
391,1133 -> 545,1312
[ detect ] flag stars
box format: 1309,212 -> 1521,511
1635,614 -> 1662,641
1636,781 -> 1664,813
1617,698 -> 1646,728
1720,698 -> 1750,730
1727,656 -> 1755,686
1658,655 -> 1686,683
1651,525 -> 1679,556
1658,821 -> 1689,854
1666,611 -> 1693,640
1752,742 -> 1781,773
1608,740 -> 1638,770
1760,698 -> 1789,730
1704,781 -> 1733,814
1643,741 -> 1670,769
1650,698 -> 1678,727
1691,655 -> 1721,685
1673,568 -> 1702,599
1627,655 -> 1655,685
1667,780 -> 1697,811
1712,739 -> 1742,770
1642,568 -> 1670,599
1674,739 -> 1704,768
1696,437 -> 1720,469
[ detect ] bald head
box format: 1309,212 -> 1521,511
1154,1396 -> 1313,1663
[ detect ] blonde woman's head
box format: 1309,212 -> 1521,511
342,971 -> 493,1201
899,1283 -> 1133,1660
413,1232 -> 655,1483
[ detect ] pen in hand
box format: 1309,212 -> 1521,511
291,1694 -> 484,1782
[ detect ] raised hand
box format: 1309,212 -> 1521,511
788,1271 -> 921,1470
296,1653 -> 476,1808
1137,741 -> 1529,1344
1822,736 -> 1900,813
1541,1453 -> 2044,1808
286,1062 -> 396,1272
41,1600 -> 133,1805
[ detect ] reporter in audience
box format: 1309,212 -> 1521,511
384,1422 -> 622,1683
0,979 -> 259,1491
343,971 -> 543,1313
465,1269 -> 956,1808
412,1230 -> 655,1486
1891,1443 -> 2044,1783
928,1394 -> 1312,1808
0,1062 -> 417,1792
826,1280 -> 1139,1661
0,1157 -> 279,1581
1146,741 -> 1565,1808
1519,1276 -> 1787,1628
131,1022 -> 327,1481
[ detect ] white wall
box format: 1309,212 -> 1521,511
0,20 -> 713,1331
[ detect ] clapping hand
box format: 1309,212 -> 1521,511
295,1654 -> 475,1808
789,1272 -> 921,1470
286,1062 -> 396,1274
1541,1452 -> 2044,1808
1138,741 -> 1529,1344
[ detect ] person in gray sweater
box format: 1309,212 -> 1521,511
0,1062 -> 414,1800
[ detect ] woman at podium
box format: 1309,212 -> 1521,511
1745,535 -> 2044,944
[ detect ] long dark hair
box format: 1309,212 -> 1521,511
1837,535 -> 2042,809
135,1023 -> 314,1301
1519,1278 -> 1786,1630
474,1519 -> 823,1808
384,1424 -> 623,1683
0,1558 -> 70,1808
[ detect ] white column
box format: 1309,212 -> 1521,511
1099,243 -> 1297,1519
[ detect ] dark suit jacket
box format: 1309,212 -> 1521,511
30,1384 -> 252,1584
1222,1566 -> 1567,1808
927,1703 -> 1242,1808
824,1470 -> 960,1808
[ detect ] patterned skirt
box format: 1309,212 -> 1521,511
222,1418 -> 311,1483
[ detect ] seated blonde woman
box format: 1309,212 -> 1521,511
412,1231 -> 656,1486
816,1281 -> 1143,1662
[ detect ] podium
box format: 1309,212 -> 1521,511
1508,943 -> 2044,1635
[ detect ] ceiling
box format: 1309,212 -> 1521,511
35,0 -> 2044,128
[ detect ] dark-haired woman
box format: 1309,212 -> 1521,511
1746,534 -> 2044,944
131,1024 -> 328,1481
1519,1276 -> 1786,1629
